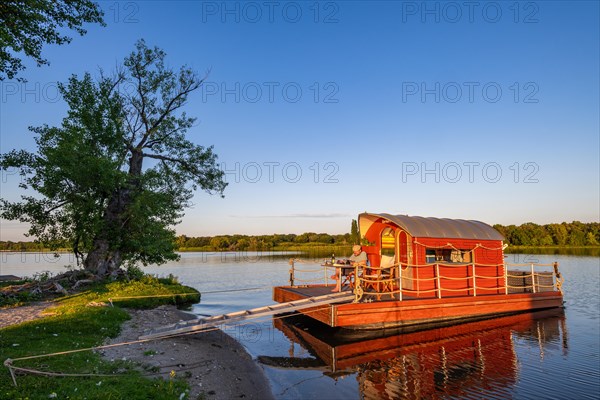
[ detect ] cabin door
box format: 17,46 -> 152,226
399,230 -> 413,289
381,227 -> 396,260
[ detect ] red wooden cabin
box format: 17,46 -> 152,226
358,213 -> 506,298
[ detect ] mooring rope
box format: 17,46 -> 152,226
184,286 -> 271,295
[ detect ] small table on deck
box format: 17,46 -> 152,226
322,261 -> 356,289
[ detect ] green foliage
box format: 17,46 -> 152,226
126,264 -> 146,281
0,241 -> 46,251
0,288 -> 41,308
0,271 -> 59,307
350,219 -> 360,245
175,221 -> 599,252
0,276 -> 198,399
0,0 -> 105,81
0,40 -> 226,274
177,232 -> 352,251
493,221 -> 600,247
158,274 -> 179,285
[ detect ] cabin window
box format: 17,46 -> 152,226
426,249 -> 471,263
381,227 -> 396,258
425,249 -> 436,263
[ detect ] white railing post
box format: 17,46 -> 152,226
353,264 -> 363,303
504,263 -> 508,294
472,263 -> 477,297
531,263 -> 536,293
416,264 -> 420,294
398,263 -> 403,301
289,260 -> 295,286
436,263 -> 442,299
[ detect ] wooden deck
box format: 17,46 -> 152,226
280,285 -> 339,298
273,285 -> 564,330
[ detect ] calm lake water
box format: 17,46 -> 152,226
2,252 -> 599,399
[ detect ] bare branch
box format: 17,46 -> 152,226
141,152 -> 180,163
44,199 -> 70,214
136,70 -> 209,149
133,61 -> 150,136
144,126 -> 185,149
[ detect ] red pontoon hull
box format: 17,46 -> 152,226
273,285 -> 563,329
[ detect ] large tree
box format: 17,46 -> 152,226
0,0 -> 104,81
0,40 -> 227,275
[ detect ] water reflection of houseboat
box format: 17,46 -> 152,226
275,213 -> 564,330
261,308 -> 567,399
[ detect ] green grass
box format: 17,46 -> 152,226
0,275 -> 199,399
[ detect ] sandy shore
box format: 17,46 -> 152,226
101,305 -> 274,400
0,301 -> 55,328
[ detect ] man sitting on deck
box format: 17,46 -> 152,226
332,245 -> 368,292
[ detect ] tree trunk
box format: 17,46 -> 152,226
83,188 -> 127,275
83,150 -> 143,276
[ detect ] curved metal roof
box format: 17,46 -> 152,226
359,213 -> 504,241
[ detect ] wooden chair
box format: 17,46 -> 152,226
380,255 -> 396,292
362,267 -> 380,294
363,255 -> 395,300
340,266 -> 355,290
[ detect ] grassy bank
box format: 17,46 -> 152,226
0,275 -> 199,399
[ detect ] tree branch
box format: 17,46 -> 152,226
45,199 -> 70,215
144,126 -> 184,149
136,71 -> 208,149
141,152 -> 181,163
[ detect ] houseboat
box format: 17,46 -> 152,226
141,212 -> 564,341
274,212 -> 564,330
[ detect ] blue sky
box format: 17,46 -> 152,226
1,1 -> 599,240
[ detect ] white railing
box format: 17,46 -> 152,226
287,259 -> 563,303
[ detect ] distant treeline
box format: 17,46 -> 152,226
493,221 -> 599,247
0,241 -> 46,251
1,221 -> 598,252
175,221 -> 600,250
175,232 -> 356,251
